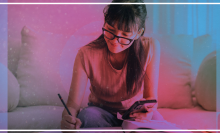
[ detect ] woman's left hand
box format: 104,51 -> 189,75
129,107 -> 154,122
129,98 -> 156,122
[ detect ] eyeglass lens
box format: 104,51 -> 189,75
103,30 -> 131,45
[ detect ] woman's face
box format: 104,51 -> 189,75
103,22 -> 141,54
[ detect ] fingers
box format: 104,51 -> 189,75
61,119 -> 76,129
143,106 -> 153,112
61,115 -> 82,129
75,118 -> 82,129
134,119 -> 149,123
130,111 -> 153,122
138,98 -> 156,110
63,115 -> 76,124
130,112 -> 147,119
139,98 -> 146,101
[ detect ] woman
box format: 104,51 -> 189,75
61,0 -> 163,129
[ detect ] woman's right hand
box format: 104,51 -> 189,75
60,107 -> 82,130
61,115 -> 82,129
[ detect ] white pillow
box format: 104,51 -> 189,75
195,51 -> 216,111
8,38 -> 22,77
16,26 -> 69,107
191,34 -> 214,90
149,34 -> 194,108
8,67 -> 20,112
219,113 -> 220,129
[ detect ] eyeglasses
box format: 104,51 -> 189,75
102,28 -> 136,45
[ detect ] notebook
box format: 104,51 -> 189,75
117,112 -> 192,133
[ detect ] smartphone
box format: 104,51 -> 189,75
122,99 -> 157,119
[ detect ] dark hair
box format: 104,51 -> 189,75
89,0 -> 148,94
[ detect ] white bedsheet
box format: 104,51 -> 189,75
8,106 -> 64,130
8,105 -> 216,131
158,106 -> 216,129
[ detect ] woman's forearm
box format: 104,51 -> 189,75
66,76 -> 88,114
64,51 -> 89,116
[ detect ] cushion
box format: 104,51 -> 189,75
8,38 -> 22,77
16,26 -> 69,107
195,51 -> 216,111
0,63 -> 7,113
8,67 -> 20,112
149,34 -> 194,109
8,106 -> 64,129
218,113 -> 220,129
191,34 -> 214,90
218,50 -> 220,112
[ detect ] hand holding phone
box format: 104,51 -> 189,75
122,99 -> 157,120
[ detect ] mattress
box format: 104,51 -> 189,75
158,106 -> 216,130
8,105 -> 216,131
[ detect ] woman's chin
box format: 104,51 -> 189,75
108,48 -> 122,54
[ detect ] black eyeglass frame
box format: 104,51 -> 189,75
102,28 -> 137,45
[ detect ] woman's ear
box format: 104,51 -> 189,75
135,28 -> 144,39
103,22 -> 106,28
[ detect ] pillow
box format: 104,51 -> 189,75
8,38 -> 22,77
191,34 -> 214,90
8,67 -> 20,112
0,63 -> 7,113
218,113 -> 220,129
195,51 -> 216,111
149,34 -> 194,108
218,50 -> 220,112
16,26 -> 69,107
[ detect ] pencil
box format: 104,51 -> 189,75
58,93 -> 72,116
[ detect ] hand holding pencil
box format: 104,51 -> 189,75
58,94 -> 82,130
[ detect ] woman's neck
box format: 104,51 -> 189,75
109,49 -> 129,70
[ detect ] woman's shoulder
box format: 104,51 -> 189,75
140,36 -> 160,66
79,43 -> 105,52
78,43 -> 107,59
140,36 -> 160,51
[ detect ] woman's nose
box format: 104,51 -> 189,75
111,36 -> 119,44
112,32 -> 121,44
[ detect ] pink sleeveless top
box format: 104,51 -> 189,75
78,37 -> 153,114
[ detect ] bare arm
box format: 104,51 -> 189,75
129,38 -> 160,122
143,37 -> 161,110
62,50 -> 88,117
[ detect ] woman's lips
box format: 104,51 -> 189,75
110,42 -> 118,47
